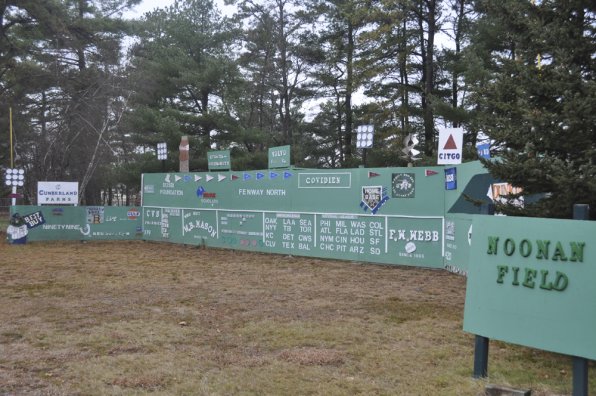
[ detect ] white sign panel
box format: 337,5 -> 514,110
37,181 -> 79,205
437,127 -> 464,165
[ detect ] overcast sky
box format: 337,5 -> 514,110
123,0 -> 175,18
124,0 -> 234,19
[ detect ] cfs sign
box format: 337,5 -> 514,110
437,127 -> 463,165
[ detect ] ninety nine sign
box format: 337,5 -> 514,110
463,215 -> 596,360
37,182 -> 79,205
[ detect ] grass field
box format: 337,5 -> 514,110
0,239 -> 593,395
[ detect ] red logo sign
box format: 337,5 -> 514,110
127,208 -> 140,220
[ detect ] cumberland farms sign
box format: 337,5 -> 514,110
464,216 -> 596,360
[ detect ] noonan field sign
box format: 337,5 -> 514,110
463,215 -> 596,361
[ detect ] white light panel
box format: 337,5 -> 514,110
356,125 -> 374,148
4,168 -> 25,187
157,142 -> 167,160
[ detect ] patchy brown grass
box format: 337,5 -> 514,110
0,240 -> 592,395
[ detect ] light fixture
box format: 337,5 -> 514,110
356,125 -> 374,148
156,142 -> 167,160
4,168 -> 24,187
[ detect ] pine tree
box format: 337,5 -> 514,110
466,0 -> 596,219
0,0 -> 140,204
127,0 -> 239,170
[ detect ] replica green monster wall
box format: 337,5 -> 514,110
7,162 -> 491,271
141,164 -> 490,268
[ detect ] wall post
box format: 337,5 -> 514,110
572,204 -> 589,396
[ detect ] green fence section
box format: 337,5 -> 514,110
9,205 -> 143,241
442,161 -> 498,275
443,215 -> 474,276
463,215 -> 596,360
141,162 -> 494,269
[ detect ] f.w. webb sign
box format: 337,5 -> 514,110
463,215 -> 596,360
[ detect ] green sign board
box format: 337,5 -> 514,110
463,215 -> 596,360
208,150 -> 231,171
268,145 -> 290,168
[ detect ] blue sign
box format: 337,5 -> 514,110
445,168 -> 457,190
23,211 -> 46,229
477,143 -> 490,159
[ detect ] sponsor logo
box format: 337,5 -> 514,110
127,208 -> 141,220
391,173 -> 415,198
197,186 -> 216,199
52,208 -> 64,216
23,211 -> 46,229
360,186 -> 390,214
445,168 -> 457,190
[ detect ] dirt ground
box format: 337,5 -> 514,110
0,239 -> 591,395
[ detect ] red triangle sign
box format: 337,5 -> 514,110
443,134 -> 458,150
368,171 -> 380,178
231,175 -> 239,180
425,169 -> 438,177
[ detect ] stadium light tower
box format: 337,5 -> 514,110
157,142 -> 167,171
356,125 -> 374,167
4,168 -> 24,206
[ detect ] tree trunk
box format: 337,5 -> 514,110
452,0 -> 465,128
400,19 -> 410,134
422,0 -> 436,157
344,20 -> 354,164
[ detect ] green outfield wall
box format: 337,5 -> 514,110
7,161 -> 494,271
141,161 -> 494,269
